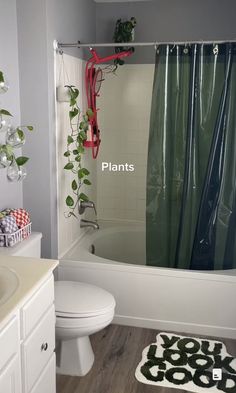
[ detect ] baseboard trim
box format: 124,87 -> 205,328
113,314 -> 236,340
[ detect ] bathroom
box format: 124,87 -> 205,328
0,0 -> 236,392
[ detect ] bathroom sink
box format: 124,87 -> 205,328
0,266 -> 19,306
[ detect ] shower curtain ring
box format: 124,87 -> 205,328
154,44 -> 159,54
183,44 -> 189,54
170,44 -> 176,53
213,44 -> 219,55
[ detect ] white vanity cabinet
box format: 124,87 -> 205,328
0,273 -> 56,393
0,316 -> 21,393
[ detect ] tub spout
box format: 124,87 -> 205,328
80,219 -> 99,230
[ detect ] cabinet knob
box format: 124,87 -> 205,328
41,342 -> 48,351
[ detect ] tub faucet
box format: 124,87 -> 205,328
80,219 -> 99,230
79,200 -> 97,215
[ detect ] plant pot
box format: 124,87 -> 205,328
56,85 -> 71,103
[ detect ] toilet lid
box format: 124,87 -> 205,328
55,281 -> 115,317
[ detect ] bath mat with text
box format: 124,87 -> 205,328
135,332 -> 236,393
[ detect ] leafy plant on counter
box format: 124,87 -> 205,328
0,70 -> 34,171
63,85 -> 93,219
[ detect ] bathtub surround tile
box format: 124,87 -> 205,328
97,63 -> 154,222
56,324 -> 236,393
56,54 -> 97,258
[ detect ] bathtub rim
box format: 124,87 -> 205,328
60,220 -> 236,284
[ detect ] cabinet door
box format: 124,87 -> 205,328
0,354 -> 21,393
22,305 -> 55,392
30,355 -> 55,393
0,316 -> 19,371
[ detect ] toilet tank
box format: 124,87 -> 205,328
0,232 -> 42,258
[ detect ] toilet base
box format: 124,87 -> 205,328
56,336 -> 95,376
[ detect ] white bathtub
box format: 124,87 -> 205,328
59,220 -> 236,339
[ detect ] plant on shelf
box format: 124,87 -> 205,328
113,17 -> 137,68
0,70 -> 33,181
63,85 -> 93,219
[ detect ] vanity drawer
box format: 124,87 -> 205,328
21,275 -> 54,338
0,317 -> 19,371
22,305 -> 55,393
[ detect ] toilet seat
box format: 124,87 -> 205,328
55,281 -> 116,318
56,308 -> 115,329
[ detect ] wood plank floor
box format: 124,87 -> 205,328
56,324 -> 236,393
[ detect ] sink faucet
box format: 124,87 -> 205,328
80,219 -> 99,230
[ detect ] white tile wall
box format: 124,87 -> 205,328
56,54 -> 97,257
56,59 -> 154,256
97,64 -> 154,222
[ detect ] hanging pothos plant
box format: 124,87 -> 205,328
64,86 -> 93,219
0,70 -> 33,171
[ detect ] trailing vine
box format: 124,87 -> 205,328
0,70 -> 33,172
64,86 -> 93,219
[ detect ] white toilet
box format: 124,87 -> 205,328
55,280 -> 115,376
0,232 -> 116,376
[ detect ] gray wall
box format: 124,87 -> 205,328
0,0 -> 22,209
96,0 -> 236,63
17,0 -> 96,258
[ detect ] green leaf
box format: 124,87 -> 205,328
5,144 -> 13,157
16,156 -> 29,166
78,146 -> 85,154
26,126 -> 34,131
82,168 -> 90,176
69,108 -> 79,120
79,121 -> 85,130
72,88 -> 79,99
66,195 -> 74,207
79,131 -> 87,141
64,151 -> 70,157
79,192 -> 89,202
16,128 -> 25,141
86,108 -> 94,118
68,87 -> 79,100
83,115 -> 88,122
78,168 -> 85,179
83,179 -> 91,185
0,109 -> 12,116
72,180 -> 77,191
72,149 -> 78,155
64,162 -> 74,170
70,98 -> 76,107
67,135 -> 74,145
0,71 -> 4,83
75,155 -> 81,162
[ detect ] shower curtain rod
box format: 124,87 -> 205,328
57,39 -> 236,49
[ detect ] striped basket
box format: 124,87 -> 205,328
0,222 -> 32,247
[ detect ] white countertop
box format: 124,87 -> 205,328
0,256 -> 58,329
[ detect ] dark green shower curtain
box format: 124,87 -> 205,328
146,43 -> 236,270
